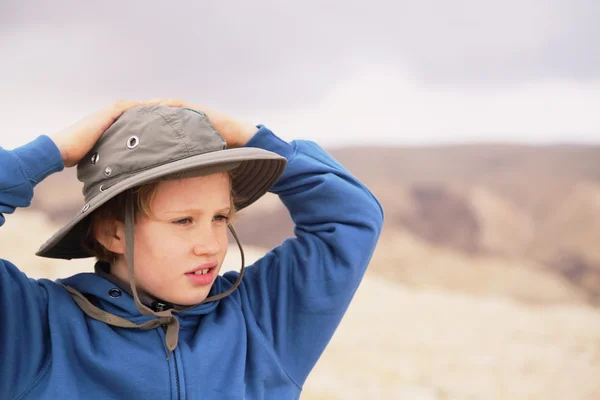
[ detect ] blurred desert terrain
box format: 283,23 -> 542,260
2,143 -> 600,399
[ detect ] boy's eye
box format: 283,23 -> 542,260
213,214 -> 229,223
173,217 -> 193,225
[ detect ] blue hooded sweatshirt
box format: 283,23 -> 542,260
0,126 -> 383,399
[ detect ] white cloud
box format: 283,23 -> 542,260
2,64 -> 599,150
245,64 -> 600,146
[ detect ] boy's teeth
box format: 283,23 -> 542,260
194,269 -> 209,275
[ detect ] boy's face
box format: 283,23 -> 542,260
114,172 -> 232,306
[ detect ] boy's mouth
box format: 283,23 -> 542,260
192,268 -> 211,275
185,261 -> 218,283
186,261 -> 218,274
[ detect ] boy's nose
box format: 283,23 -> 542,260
192,230 -> 222,256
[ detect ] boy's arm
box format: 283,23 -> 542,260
0,136 -> 64,398
233,126 -> 384,387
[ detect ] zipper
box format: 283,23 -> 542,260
162,324 -> 182,400
173,348 -> 181,400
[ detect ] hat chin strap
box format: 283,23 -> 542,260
62,192 -> 247,361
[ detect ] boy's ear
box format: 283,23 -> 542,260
94,220 -> 126,255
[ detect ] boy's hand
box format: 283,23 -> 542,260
51,100 -> 144,167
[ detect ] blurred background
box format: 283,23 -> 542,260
1,1 -> 600,399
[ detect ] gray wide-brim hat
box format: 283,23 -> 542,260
36,104 -> 287,260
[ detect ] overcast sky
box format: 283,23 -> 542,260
1,0 -> 599,148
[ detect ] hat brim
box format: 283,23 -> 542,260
36,147 -> 286,260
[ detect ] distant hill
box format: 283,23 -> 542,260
30,143 -> 600,305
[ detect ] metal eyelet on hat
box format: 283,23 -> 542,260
81,204 -> 90,213
108,288 -> 122,298
99,184 -> 107,192
104,167 -> 112,177
127,136 -> 139,149
91,152 -> 100,165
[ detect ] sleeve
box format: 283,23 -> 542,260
234,126 -> 384,387
0,136 -> 64,398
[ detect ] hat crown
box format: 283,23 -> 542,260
77,105 -> 226,202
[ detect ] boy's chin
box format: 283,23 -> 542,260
170,290 -> 212,307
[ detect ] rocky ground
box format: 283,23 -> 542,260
303,272 -> 600,399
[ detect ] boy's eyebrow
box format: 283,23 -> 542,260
165,206 -> 231,215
